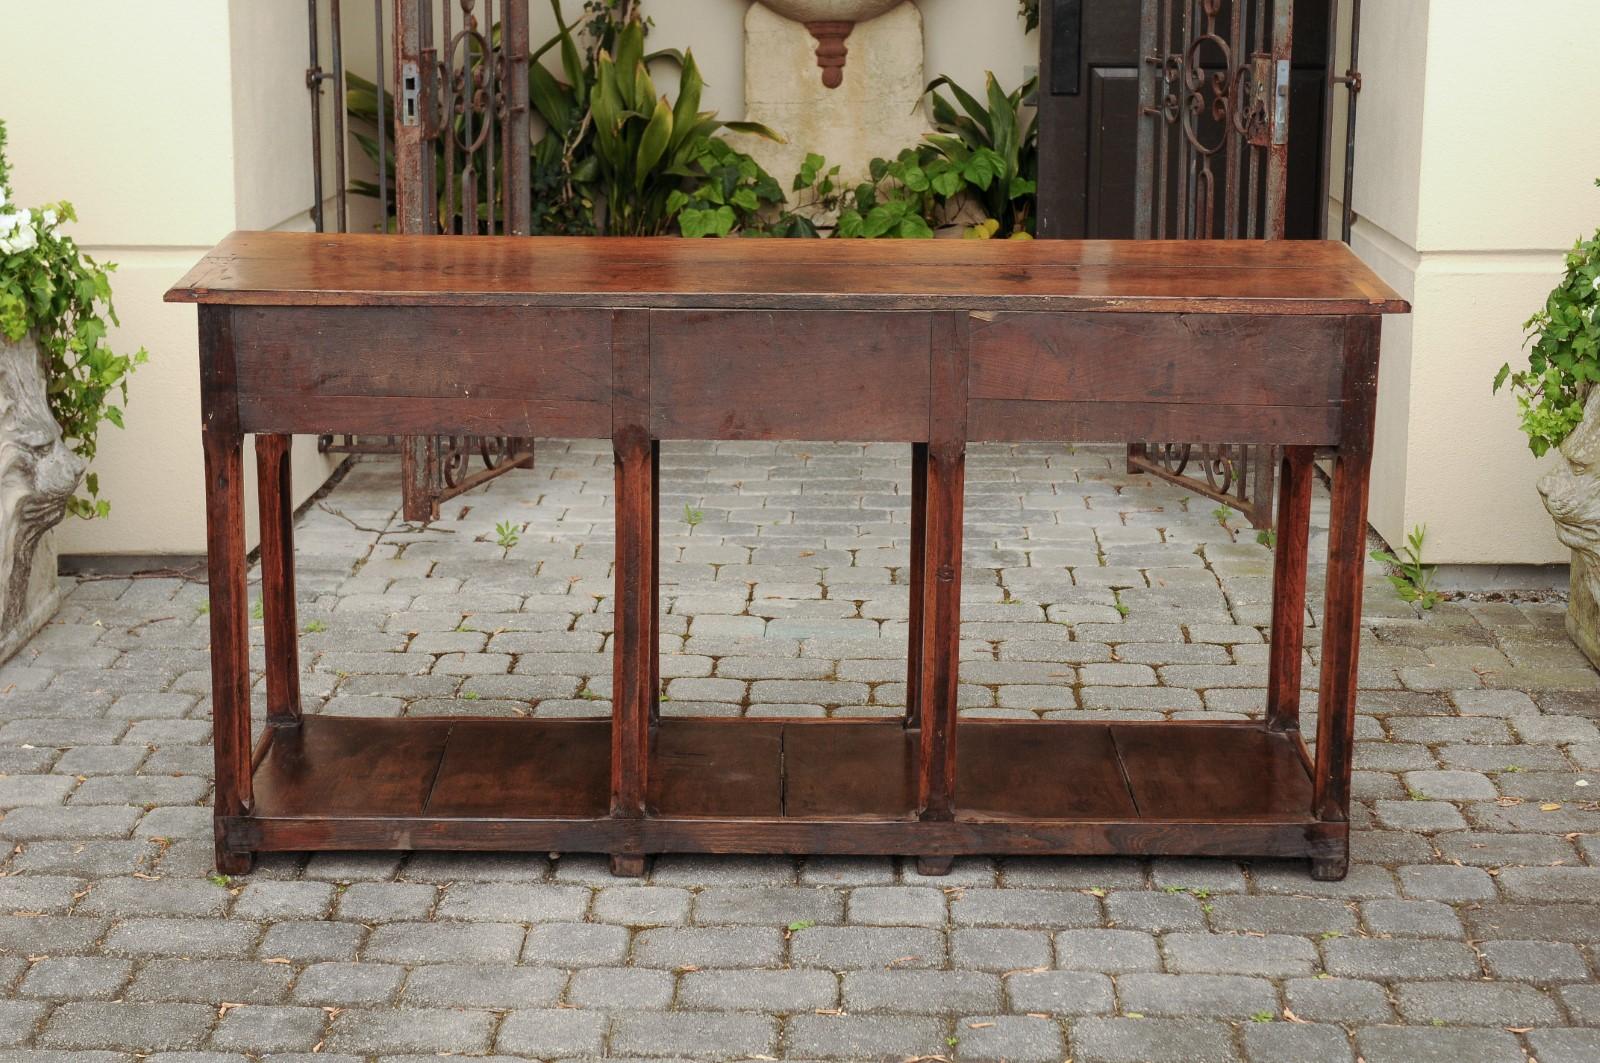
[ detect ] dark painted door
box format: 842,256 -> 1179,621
1036,0 -> 1145,239
1036,0 -> 1332,241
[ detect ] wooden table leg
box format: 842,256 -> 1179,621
916,313 -> 970,873
905,442 -> 928,729
255,434 -> 301,727
200,308 -> 254,876
1267,445 -> 1314,734
610,310 -> 653,877
650,439 -> 661,726
1311,317 -> 1381,881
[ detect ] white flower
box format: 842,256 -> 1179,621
1593,274 -> 1600,292
40,208 -> 56,230
0,210 -> 20,235
0,215 -> 37,254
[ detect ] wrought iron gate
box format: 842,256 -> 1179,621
1127,0 -> 1294,527
307,0 -> 536,522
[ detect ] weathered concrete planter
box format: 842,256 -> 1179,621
1540,388 -> 1600,669
0,331 -> 84,663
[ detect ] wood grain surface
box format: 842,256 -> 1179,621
167,231 -> 1408,315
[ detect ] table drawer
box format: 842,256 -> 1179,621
228,306 -> 614,437
649,310 -> 932,441
968,311 -> 1347,444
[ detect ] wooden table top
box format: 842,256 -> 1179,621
167,231 -> 1408,316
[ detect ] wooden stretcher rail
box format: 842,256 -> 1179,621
169,232 -> 1408,880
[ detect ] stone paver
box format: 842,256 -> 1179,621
0,442 -> 1595,1059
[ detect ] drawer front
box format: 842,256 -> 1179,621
229,306 -> 613,437
968,311 -> 1347,444
650,310 -> 932,441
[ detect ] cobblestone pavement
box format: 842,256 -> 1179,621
2,441 -> 1599,1062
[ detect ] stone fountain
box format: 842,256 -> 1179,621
739,0 -> 931,197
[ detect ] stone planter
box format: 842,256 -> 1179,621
1539,387 -> 1600,669
0,331 -> 85,663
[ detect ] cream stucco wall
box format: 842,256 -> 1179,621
1343,0 -> 1600,565
0,1 -> 337,559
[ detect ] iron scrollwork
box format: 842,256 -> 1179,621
1132,0 -> 1291,529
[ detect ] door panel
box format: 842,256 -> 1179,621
1086,68 -> 1142,239
1037,0 -> 1144,238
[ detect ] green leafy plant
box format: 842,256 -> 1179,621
671,138 -> 786,238
1256,528 -> 1277,549
836,150 -> 942,239
682,504 -> 703,527
1370,524 -> 1444,609
778,141 -> 1032,241
1020,0 -> 1040,32
591,17 -> 782,235
0,120 -> 146,519
922,72 -> 1039,237
302,619 -> 327,634
495,520 -> 521,548
1495,179 -> 1600,456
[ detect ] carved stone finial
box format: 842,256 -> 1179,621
805,21 -> 854,88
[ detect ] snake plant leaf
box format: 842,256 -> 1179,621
591,54 -> 624,168
923,75 -> 990,132
636,97 -> 675,191
987,73 -> 1018,167
615,19 -> 645,96
548,0 -> 585,92
632,60 -> 657,115
645,47 -> 686,66
670,51 -> 705,154
720,120 -> 785,143
529,61 -> 574,134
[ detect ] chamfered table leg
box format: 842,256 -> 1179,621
609,310 -> 654,876
1266,445 -> 1314,734
905,442 -> 928,729
200,308 -> 254,876
255,434 -> 301,727
650,439 -> 661,726
1311,317 -> 1381,881
916,313 -> 970,873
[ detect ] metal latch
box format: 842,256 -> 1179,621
400,61 -> 421,127
1272,58 -> 1291,146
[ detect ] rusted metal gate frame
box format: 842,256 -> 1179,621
1126,0 -> 1363,528
307,0 -> 537,522
1127,0 -> 1293,529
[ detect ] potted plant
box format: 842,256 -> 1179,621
1495,178 -> 1600,667
0,119 -> 145,662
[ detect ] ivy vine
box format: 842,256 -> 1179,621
0,118 -> 146,519
1495,179 -> 1600,458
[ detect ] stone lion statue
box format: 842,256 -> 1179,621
1539,386 -> 1600,665
0,333 -> 85,658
